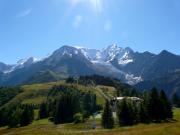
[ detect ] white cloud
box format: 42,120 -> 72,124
104,20 -> 112,31
16,8 -> 32,18
72,15 -> 83,28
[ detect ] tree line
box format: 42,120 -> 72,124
101,87 -> 173,129
0,82 -> 177,129
38,85 -> 101,124
0,87 -> 22,107
0,104 -> 34,128
66,75 -> 140,97
0,85 -> 101,128
172,93 -> 180,107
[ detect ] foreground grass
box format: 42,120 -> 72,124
0,108 -> 180,135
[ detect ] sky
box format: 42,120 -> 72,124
0,0 -> 180,64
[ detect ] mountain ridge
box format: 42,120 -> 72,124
0,44 -> 179,88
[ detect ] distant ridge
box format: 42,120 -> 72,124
0,44 -> 179,97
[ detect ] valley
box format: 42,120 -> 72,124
1,1 -> 180,134
0,76 -> 180,135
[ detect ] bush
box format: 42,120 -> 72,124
73,113 -> 83,124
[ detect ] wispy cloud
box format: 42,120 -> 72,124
16,8 -> 32,18
72,15 -> 83,28
104,20 -> 112,31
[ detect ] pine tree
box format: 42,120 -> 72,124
172,93 -> 180,107
20,105 -> 34,127
159,90 -> 173,119
140,91 -> 151,123
66,77 -> 75,83
132,102 -> 139,124
0,108 -> 7,127
117,98 -> 134,126
147,87 -> 161,122
139,102 -> 149,123
82,92 -> 97,117
101,100 -> 114,129
54,98 -> 63,124
8,107 -> 22,128
39,102 -> 48,119
54,93 -> 81,124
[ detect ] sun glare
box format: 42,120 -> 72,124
70,0 -> 103,12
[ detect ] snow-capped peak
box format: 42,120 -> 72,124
17,59 -> 28,66
3,44 -> 135,74
17,57 -> 40,66
73,46 -> 86,49
52,45 -> 81,58
2,44 -> 141,85
78,48 -> 100,61
72,44 -> 134,65
105,43 -> 121,51
118,52 -> 133,65
4,57 -> 40,74
95,44 -> 133,64
100,44 -> 123,62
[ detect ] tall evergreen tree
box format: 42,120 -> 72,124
117,99 -> 134,126
140,91 -> 151,123
39,102 -> 48,119
20,105 -> 34,127
82,92 -> 97,117
54,93 -> 81,124
147,87 -> 161,122
101,100 -> 114,129
0,108 -> 7,127
66,77 -> 75,83
8,107 -> 22,128
132,102 -> 139,124
172,93 -> 180,107
159,90 -> 173,119
139,102 -> 149,123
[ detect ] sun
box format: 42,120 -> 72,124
70,0 -> 103,13
89,0 -> 103,12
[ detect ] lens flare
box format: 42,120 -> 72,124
70,0 -> 103,13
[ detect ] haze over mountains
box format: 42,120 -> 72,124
0,44 -> 180,96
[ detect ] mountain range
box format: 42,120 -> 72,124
0,44 -> 179,96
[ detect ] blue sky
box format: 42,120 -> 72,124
0,0 -> 180,64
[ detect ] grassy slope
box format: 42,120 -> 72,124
1,81 -> 108,108
1,82 -> 179,135
0,108 -> 180,135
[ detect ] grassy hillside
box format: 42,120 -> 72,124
24,70 -> 67,85
0,108 -> 180,135
1,80 -> 179,135
1,81 -> 110,109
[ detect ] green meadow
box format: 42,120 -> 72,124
0,108 -> 180,135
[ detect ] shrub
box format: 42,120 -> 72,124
73,113 -> 83,124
